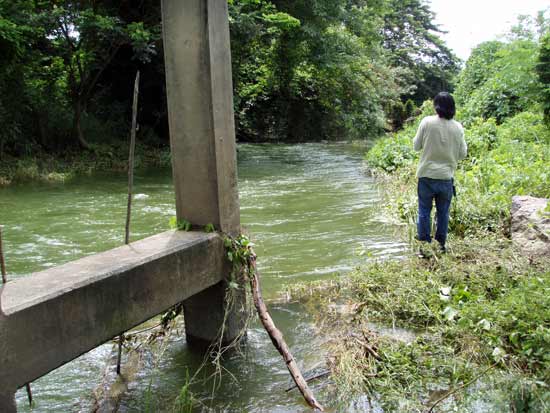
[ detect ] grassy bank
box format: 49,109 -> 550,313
290,237 -> 549,411
0,143 -> 171,186
287,107 -> 550,411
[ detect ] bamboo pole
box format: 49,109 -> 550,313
0,226 -> 33,406
125,70 -> 140,246
248,254 -> 324,411
118,70 -> 140,376
0,226 -> 7,284
25,383 -> 33,407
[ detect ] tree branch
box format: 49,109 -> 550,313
248,253 -> 324,411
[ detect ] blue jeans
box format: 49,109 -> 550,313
417,177 -> 453,246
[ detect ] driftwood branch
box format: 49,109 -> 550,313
285,370 -> 331,393
248,254 -> 324,411
350,333 -> 381,361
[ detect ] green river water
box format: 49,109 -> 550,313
1,143 -> 406,412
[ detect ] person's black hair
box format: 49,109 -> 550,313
434,92 -> 456,120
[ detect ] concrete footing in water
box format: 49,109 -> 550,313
0,392 -> 16,413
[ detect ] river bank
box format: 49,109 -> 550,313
285,110 -> 550,411
290,234 -> 550,412
0,144 -> 171,186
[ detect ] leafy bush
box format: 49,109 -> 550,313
498,111 -> 549,144
536,31 -> 550,124
365,131 -> 417,172
456,273 -> 550,380
365,100 -> 435,172
366,109 -> 550,235
462,117 -> 499,160
456,38 -> 542,124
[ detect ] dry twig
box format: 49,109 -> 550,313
427,362 -> 497,413
248,253 -> 324,411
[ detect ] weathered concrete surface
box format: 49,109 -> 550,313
162,0 -> 245,348
0,231 -> 225,403
161,0 -> 240,235
511,196 -> 550,257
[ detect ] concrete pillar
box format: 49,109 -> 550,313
1,284 -> 16,413
0,392 -> 16,413
161,0 -> 246,348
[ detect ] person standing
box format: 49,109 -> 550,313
413,92 -> 467,253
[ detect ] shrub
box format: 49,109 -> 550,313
366,110 -> 550,236
365,131 -> 417,172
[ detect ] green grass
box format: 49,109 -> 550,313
288,237 -> 550,412
0,143 -> 171,186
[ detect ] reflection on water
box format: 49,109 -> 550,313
2,143 -> 407,412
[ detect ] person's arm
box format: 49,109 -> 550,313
413,118 -> 426,151
458,126 -> 467,161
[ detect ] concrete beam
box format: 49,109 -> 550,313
0,231 -> 225,401
161,0 -> 246,348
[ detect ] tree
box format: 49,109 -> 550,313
229,0 -> 406,141
32,2 -> 157,149
381,0 -> 460,104
536,31 -> 550,124
0,0 -> 40,156
455,38 -> 542,124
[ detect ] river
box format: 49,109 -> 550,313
0,143 -> 406,412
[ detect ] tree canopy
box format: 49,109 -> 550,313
0,0 -> 459,157
455,12 -> 549,125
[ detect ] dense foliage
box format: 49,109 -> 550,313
0,0 -> 458,159
366,15 -> 550,236
293,14 -> 550,412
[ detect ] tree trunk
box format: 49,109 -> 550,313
34,109 -> 49,150
73,98 -> 90,150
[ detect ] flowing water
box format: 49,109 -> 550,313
0,143 -> 407,412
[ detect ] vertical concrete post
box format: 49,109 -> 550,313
0,392 -> 16,413
161,0 -> 245,348
1,283 -> 17,412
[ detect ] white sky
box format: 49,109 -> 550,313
429,0 -> 550,60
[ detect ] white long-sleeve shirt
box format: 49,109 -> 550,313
413,115 -> 467,180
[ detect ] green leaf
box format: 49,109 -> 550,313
442,306 -> 459,322
492,346 -> 506,362
477,318 -> 492,331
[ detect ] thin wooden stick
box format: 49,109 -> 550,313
285,370 -> 331,392
116,336 -> 124,376
0,226 -> 7,284
25,383 -> 33,407
427,362 -> 497,413
248,254 -> 324,411
125,70 -> 140,246
118,70 -> 140,376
